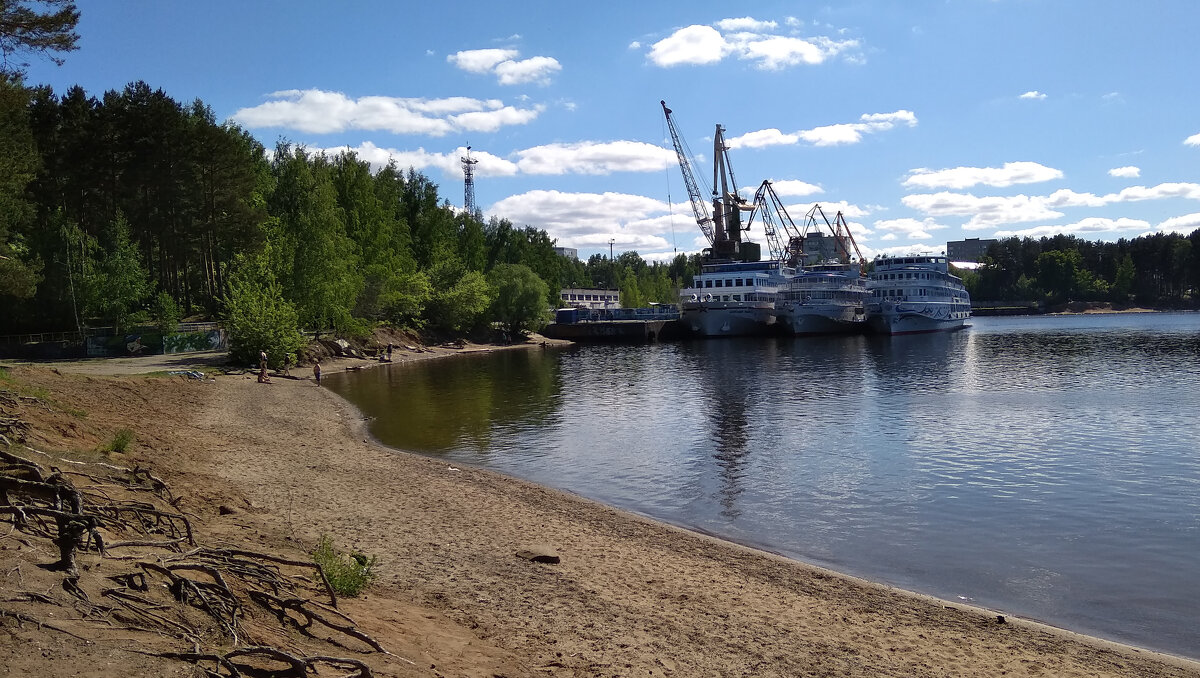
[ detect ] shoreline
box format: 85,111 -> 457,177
318,351 -> 1199,671
4,345 -> 1200,676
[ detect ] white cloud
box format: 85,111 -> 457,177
768,179 -> 823,197
648,25 -> 729,66
865,243 -> 943,259
994,217 -> 1151,239
726,128 -> 799,149
307,142 -> 520,177
903,161 -> 1063,189
487,190 -> 674,249
495,56 -> 562,85
1019,91 -> 1047,100
1185,133 -> 1200,147
1108,166 -> 1140,178
450,105 -> 543,132
647,19 -> 858,69
902,192 -> 1062,230
736,35 -> 828,69
1155,212 -> 1200,234
715,17 -> 778,32
872,217 -> 947,240
628,40 -> 641,50
514,141 -> 677,175
904,182 -> 1200,229
232,89 -> 540,136
447,48 -> 518,73
448,48 -> 560,85
790,200 -> 870,219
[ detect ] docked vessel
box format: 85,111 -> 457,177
776,261 -> 867,334
768,203 -> 869,335
866,254 -> 971,334
680,260 -> 791,336
663,100 -> 786,337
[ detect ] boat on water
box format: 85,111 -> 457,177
663,100 -> 789,337
680,260 -> 792,336
771,204 -> 869,336
866,254 -> 971,334
777,261 -> 868,334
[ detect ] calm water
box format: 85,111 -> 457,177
327,313 -> 1200,659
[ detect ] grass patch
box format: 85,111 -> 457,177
98,428 -> 135,454
312,535 -> 378,597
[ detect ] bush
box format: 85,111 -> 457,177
99,428 -> 135,453
222,249 -> 305,369
153,291 -> 182,335
312,535 -> 378,597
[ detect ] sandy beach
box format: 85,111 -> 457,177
2,345 -> 1199,677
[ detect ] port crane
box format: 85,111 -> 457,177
661,101 -> 759,262
745,181 -> 866,270
801,204 -> 865,266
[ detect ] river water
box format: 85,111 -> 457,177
326,313 -> 1200,659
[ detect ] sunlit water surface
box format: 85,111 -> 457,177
327,313 -> 1200,658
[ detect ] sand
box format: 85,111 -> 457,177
2,345 -> 1198,677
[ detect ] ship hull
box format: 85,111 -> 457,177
681,302 -> 776,337
867,303 -> 968,335
777,304 -> 865,335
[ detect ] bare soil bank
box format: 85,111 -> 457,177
2,347 -> 1198,677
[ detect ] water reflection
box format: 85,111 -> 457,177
328,314 -> 1200,659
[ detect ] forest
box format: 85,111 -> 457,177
961,232 -> 1200,306
0,76 -> 694,364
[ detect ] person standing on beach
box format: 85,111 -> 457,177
313,359 -> 322,385
386,343 -> 393,361
257,350 -> 271,383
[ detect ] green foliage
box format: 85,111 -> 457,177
98,428 -> 134,454
152,290 -> 182,334
0,1 -> 80,74
427,268 -> 494,334
488,263 -> 549,338
312,535 -> 378,597
0,75 -> 40,300
94,214 -> 150,332
221,247 -> 304,370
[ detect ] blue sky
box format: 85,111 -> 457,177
23,1 -> 1200,262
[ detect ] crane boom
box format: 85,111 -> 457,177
661,100 -> 714,246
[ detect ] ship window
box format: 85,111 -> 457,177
705,280 -> 712,288
735,279 -> 744,287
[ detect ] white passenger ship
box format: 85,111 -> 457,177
776,261 -> 868,335
773,211 -> 869,335
866,254 -> 971,334
681,260 -> 793,336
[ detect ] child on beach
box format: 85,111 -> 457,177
313,359 -> 322,385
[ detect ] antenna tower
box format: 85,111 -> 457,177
461,145 -> 480,215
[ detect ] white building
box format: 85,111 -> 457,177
559,287 -> 620,309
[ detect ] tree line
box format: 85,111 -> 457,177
962,232 -> 1200,306
0,77 -> 696,363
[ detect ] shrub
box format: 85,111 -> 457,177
312,535 -> 378,597
99,428 -> 135,453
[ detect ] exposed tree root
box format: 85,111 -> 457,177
1,443 -> 399,675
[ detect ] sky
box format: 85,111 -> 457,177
21,1 -> 1200,262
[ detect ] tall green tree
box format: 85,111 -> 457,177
221,245 -> 303,369
93,213 -> 149,332
0,74 -> 40,304
0,0 -> 78,75
488,263 -> 549,339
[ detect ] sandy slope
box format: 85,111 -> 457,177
2,349 -> 1199,677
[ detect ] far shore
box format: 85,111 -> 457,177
3,338 -> 1199,676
